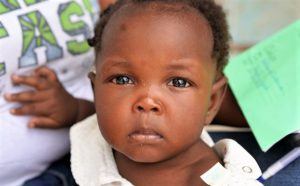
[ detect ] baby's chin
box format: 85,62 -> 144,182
128,154 -> 164,163
116,147 -> 172,164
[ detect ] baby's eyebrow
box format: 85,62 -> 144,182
102,60 -> 132,71
165,63 -> 195,72
110,61 -> 131,68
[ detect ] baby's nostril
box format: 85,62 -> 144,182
151,107 -> 159,112
137,106 -> 144,111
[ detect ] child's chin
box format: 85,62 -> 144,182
125,151 -> 166,163
129,156 -> 163,163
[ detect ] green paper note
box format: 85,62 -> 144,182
224,20 -> 300,151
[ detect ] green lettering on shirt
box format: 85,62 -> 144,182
0,62 -> 5,76
24,0 -> 46,6
58,1 -> 90,55
18,11 -> 63,67
0,22 -> 8,38
0,0 -> 20,14
82,0 -> 98,23
0,22 -> 7,76
82,0 -> 93,14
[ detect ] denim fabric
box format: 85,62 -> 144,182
210,132 -> 300,186
23,154 -> 77,186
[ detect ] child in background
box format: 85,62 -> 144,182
71,0 -> 262,185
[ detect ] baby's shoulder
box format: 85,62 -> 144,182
201,139 -> 263,186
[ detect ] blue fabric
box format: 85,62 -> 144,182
23,154 -> 77,186
210,132 -> 300,186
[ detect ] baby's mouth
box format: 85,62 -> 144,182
129,129 -> 163,144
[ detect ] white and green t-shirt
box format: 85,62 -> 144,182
0,1 -> 99,185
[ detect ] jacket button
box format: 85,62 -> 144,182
242,166 -> 253,173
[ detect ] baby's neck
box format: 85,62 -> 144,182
114,140 -> 221,186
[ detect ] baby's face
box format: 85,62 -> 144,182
92,5 -> 219,163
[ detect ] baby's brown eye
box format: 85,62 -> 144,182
111,75 -> 134,85
168,78 -> 190,88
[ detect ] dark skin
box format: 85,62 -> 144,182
97,0 -> 249,128
114,142 -> 219,186
4,66 -> 95,128
90,3 -> 227,185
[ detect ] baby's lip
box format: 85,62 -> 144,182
129,128 -> 163,144
132,129 -> 160,135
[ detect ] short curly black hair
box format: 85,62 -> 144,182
88,0 -> 230,72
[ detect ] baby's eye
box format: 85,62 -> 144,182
111,75 -> 134,85
168,78 -> 191,88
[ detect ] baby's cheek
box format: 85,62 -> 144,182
99,123 -> 117,145
99,115 -> 127,143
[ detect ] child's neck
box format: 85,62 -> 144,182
114,140 -> 221,186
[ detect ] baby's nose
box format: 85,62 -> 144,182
133,97 -> 162,114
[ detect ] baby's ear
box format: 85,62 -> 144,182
88,71 -> 96,82
88,69 -> 96,91
204,76 -> 227,125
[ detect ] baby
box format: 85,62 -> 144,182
71,0 -> 263,185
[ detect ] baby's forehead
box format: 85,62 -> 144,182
102,2 -> 214,54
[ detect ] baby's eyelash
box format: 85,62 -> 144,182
110,75 -> 134,85
107,75 -> 193,88
167,77 -> 191,88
